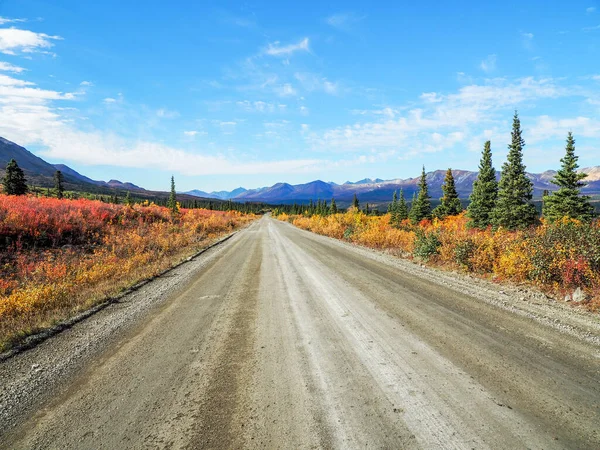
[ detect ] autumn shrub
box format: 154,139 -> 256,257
0,195 -> 255,350
277,209 -> 600,311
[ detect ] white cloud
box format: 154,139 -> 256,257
156,108 -> 179,119
420,92 -> 443,103
236,100 -> 286,113
480,54 -> 497,73
294,72 -> 339,95
326,12 -> 364,31
582,24 -> 600,31
521,32 -> 534,50
0,73 -> 34,86
528,115 -> 600,143
0,28 -> 62,55
307,77 -> 571,156
264,37 -> 309,57
184,130 -> 198,137
351,107 -> 399,118
275,83 -> 297,97
79,80 -> 93,86
0,17 -> 26,25
586,6 -> 596,14
0,61 -> 25,72
103,97 -> 117,104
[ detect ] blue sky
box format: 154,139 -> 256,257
0,1 -> 599,192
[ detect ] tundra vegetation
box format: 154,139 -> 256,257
0,194 -> 255,351
276,113 -> 599,311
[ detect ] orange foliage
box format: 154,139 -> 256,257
0,194 -> 255,349
278,210 -> 600,310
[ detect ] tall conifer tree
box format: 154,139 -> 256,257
467,141 -> 498,228
2,159 -> 28,195
433,168 -> 462,219
409,166 -> 432,223
167,175 -> 178,213
54,170 -> 65,199
389,190 -> 399,224
543,132 -> 594,222
491,112 -> 536,229
396,188 -> 409,221
352,193 -> 359,210
330,198 -> 338,214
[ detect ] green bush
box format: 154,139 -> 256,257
413,230 -> 441,261
454,238 -> 475,269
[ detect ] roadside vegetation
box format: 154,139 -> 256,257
0,187 -> 255,351
276,112 -> 600,311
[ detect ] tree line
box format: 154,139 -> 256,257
391,111 -> 594,230
0,163 -> 267,214
278,111 -> 594,230
2,111 -> 595,226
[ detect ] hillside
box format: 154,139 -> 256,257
185,168 -> 600,206
0,137 -> 207,202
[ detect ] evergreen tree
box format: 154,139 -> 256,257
397,188 -> 409,222
543,132 -> 594,222
389,190 -> 398,224
491,112 -> 536,229
467,141 -> 498,228
53,170 -> 65,199
2,159 -> 28,195
125,191 -> 132,206
409,166 -> 432,223
352,193 -> 359,210
433,168 -> 462,219
167,175 -> 178,213
330,198 -> 338,214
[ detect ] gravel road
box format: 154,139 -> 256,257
1,215 -> 599,449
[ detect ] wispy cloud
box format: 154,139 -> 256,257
586,6 -> 596,14
0,28 -> 62,55
480,54 -> 497,73
294,72 -> 339,95
264,37 -> 309,57
521,31 -> 534,50
582,24 -> 600,31
156,108 -> 179,119
351,107 -> 399,118
326,12 -> 364,31
0,17 -> 27,25
306,77 -> 572,157
0,61 -> 25,72
275,83 -> 297,97
236,100 -> 286,113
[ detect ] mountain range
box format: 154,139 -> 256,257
185,168 -> 600,206
1,135 -> 598,206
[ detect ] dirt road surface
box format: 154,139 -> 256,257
1,216 -> 599,449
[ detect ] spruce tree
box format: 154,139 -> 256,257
330,198 -> 338,214
125,191 -> 132,206
352,193 -> 359,210
409,166 -> 432,223
543,132 -> 594,222
433,168 -> 462,219
2,159 -> 28,195
467,140 -> 498,228
54,170 -> 65,199
167,175 -> 178,213
396,188 -> 409,221
389,190 -> 399,224
491,112 -> 536,229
